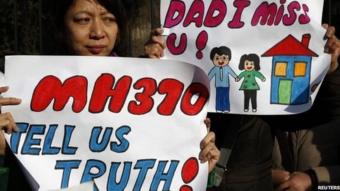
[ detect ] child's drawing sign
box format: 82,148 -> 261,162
3,56 -> 210,191
161,0 -> 331,115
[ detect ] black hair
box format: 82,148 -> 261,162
210,46 -> 231,61
238,54 -> 261,71
48,0 -> 128,56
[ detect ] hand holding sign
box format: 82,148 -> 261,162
144,28 -> 166,59
0,86 -> 21,134
199,130 -> 219,173
323,24 -> 340,73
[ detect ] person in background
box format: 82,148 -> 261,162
0,0 -> 220,190
271,24 -> 340,191
145,24 -> 340,191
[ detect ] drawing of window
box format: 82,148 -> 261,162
294,62 -> 307,77
275,62 -> 287,77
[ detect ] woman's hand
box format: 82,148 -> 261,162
144,28 -> 166,58
323,24 -> 340,73
272,169 -> 290,186
0,86 -> 21,133
0,86 -> 21,155
199,118 -> 220,172
276,171 -> 312,191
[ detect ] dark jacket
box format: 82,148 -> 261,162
209,114 -> 273,191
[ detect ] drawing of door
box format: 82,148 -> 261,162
278,79 -> 292,104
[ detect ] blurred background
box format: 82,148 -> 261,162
0,0 -> 339,72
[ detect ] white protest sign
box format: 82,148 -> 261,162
3,56 -> 210,191
161,0 -> 331,115
49,181 -> 94,191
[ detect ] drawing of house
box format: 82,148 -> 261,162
262,34 -> 318,105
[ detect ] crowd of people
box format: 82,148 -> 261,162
0,0 -> 340,191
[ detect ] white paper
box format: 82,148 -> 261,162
3,56 -> 210,191
161,0 -> 331,115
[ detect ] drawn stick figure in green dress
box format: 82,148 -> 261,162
236,54 -> 265,112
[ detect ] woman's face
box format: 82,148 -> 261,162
65,0 -> 118,56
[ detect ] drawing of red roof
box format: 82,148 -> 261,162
262,34 -> 318,57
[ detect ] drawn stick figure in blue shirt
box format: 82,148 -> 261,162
208,46 -> 238,112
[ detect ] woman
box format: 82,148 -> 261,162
0,0 -> 220,190
51,0 -> 127,56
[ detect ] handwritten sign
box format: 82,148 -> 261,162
161,0 -> 331,114
3,56 -> 210,191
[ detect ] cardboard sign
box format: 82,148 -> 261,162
3,56 -> 210,191
161,0 -> 331,114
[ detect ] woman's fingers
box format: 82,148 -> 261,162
199,131 -> 220,172
151,27 -> 163,36
276,181 -> 291,191
0,86 -> 9,94
151,32 -> 166,49
144,28 -> 166,58
204,117 -> 211,130
0,86 -> 22,106
0,131 -> 6,155
144,43 -> 164,58
0,86 -> 20,133
0,115 -> 10,128
199,141 -> 220,172
324,25 -> 335,37
0,97 -> 22,106
272,169 -> 290,185
323,25 -> 340,73
0,112 -> 18,133
200,131 -> 216,149
328,37 -> 340,73
207,146 -> 220,172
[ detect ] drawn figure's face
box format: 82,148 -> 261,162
213,54 -> 229,67
65,0 -> 118,56
244,60 -> 255,71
